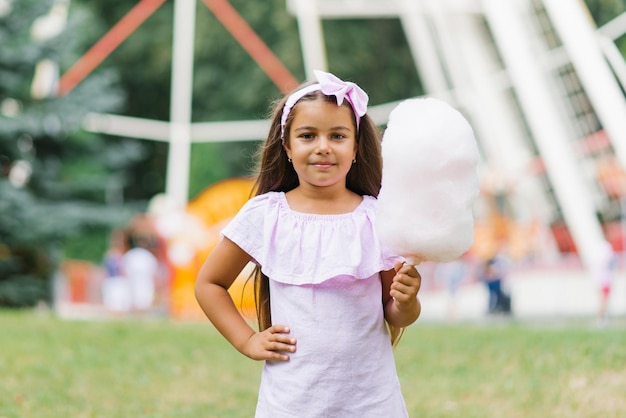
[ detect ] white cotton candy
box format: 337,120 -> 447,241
376,98 -> 479,264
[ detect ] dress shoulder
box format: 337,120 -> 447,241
220,192 -> 281,264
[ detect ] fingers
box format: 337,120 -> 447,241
390,285 -> 417,303
394,264 -> 421,286
243,325 -> 297,362
390,265 -> 421,303
266,325 -> 297,356
394,261 -> 418,276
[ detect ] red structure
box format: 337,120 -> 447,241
58,0 -> 299,97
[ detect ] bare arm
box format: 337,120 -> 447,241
195,237 -> 296,361
381,261 -> 421,327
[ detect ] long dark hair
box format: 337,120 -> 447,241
251,82 -> 404,345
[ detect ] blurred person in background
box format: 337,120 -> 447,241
480,244 -> 511,316
102,229 -> 132,312
591,239 -> 616,327
103,228 -> 127,279
123,233 -> 158,311
435,256 -> 468,321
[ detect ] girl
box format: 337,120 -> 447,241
195,70 -> 421,417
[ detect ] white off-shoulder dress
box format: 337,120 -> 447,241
221,191 -> 408,418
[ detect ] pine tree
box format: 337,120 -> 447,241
0,0 -> 139,307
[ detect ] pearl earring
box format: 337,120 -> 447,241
288,158 -> 292,163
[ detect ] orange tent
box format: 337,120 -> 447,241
165,177 -> 257,320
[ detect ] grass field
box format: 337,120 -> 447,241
1,309 -> 624,418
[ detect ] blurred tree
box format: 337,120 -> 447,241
585,0 -> 626,56
0,0 -> 139,306
585,0 -> 626,26
324,18 -> 423,104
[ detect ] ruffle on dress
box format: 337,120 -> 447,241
221,192 -> 403,285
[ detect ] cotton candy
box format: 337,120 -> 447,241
376,98 -> 479,264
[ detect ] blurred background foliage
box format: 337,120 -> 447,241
0,0 -> 623,306
0,0 -> 138,306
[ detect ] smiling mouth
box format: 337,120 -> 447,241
312,162 -> 335,168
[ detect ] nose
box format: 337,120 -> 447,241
316,136 -> 331,153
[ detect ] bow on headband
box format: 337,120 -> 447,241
280,70 -> 369,142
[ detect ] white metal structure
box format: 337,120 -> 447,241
166,0 -> 197,211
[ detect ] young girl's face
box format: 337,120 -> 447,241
285,98 -> 357,190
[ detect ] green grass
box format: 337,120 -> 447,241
1,310 -> 624,417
